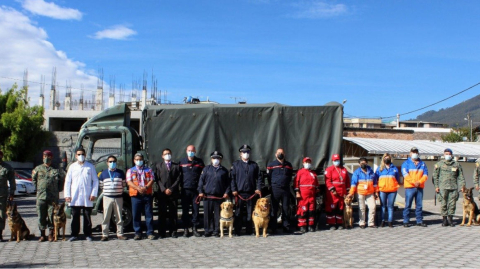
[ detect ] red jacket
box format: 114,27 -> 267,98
324,165 -> 350,197
294,168 -> 319,197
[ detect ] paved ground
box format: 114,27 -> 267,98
1,194 -> 480,268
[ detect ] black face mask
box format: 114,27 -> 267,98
277,153 -> 284,160
360,164 -> 367,169
384,159 -> 391,165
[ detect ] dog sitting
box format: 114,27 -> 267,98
219,201 -> 234,238
343,196 -> 353,229
460,187 -> 480,227
7,202 -> 32,242
53,202 -> 67,241
252,198 -> 270,238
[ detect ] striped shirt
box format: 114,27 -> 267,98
99,169 -> 126,198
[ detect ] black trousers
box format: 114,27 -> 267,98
203,198 -> 222,234
157,193 -> 178,235
70,206 -> 92,237
181,188 -> 199,228
270,187 -> 291,230
234,193 -> 257,234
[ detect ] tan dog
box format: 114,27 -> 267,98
219,201 -> 234,238
53,202 -> 67,241
460,187 -> 480,227
252,198 -> 270,238
7,202 -> 32,242
343,196 -> 353,229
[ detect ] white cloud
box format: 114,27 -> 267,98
92,25 -> 137,40
291,1 -> 348,19
21,0 -> 82,20
0,6 -> 97,109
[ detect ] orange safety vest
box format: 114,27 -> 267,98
128,167 -> 154,196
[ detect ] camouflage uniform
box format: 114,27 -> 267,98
0,161 -> 15,232
32,164 -> 65,230
433,160 -> 465,216
473,160 -> 480,189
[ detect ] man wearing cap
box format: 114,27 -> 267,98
64,147 -> 99,241
231,144 -> 263,236
348,158 -> 378,228
324,154 -> 350,230
127,152 -> 155,240
154,148 -> 182,238
179,145 -> 205,237
32,150 -> 65,242
433,148 -> 465,227
198,151 -> 230,237
266,148 -> 293,234
294,157 -> 319,233
401,147 -> 428,227
0,150 -> 15,242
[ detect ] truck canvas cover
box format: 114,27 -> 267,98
143,102 -> 343,171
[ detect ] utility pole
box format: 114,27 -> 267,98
466,113 -> 473,142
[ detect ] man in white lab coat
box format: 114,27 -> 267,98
64,147 -> 99,241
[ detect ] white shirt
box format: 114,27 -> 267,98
64,161 -> 99,207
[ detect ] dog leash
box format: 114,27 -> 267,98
195,195 -> 224,204
235,193 -> 261,205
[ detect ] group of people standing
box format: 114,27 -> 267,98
0,145 -> 473,242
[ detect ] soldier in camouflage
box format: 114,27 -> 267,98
474,159 -> 480,191
433,148 -> 465,227
32,150 -> 65,242
0,149 -> 15,242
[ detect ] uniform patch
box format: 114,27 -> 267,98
451,168 -> 457,172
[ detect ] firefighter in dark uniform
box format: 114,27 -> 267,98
198,151 -> 230,237
267,148 -> 293,234
231,144 -> 263,236
179,145 -> 205,237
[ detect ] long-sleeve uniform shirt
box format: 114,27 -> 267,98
401,158 -> 428,189
266,160 -> 293,190
198,165 -> 231,196
433,160 -> 465,190
64,161 -> 99,207
349,166 -> 377,196
179,157 -> 205,190
325,165 -> 350,197
32,164 -> 65,201
473,161 -> 480,188
230,160 -> 263,194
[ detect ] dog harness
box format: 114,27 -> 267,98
220,216 -> 234,221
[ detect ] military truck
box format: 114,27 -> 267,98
67,102 -> 344,229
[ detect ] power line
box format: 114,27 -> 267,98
380,81 -> 480,119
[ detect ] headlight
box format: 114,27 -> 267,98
20,184 -> 26,188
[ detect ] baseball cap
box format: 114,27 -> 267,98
332,154 -> 340,161
410,147 -> 419,153
303,157 -> 312,163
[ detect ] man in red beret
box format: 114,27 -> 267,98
324,154 -> 350,230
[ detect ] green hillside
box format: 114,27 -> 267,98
414,94 -> 480,128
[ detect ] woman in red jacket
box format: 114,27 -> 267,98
294,157 -> 319,233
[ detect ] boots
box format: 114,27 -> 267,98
308,226 -> 315,232
183,228 -> 190,238
442,216 -> 448,227
39,230 -> 46,242
380,221 -> 385,228
388,222 -> 393,228
448,216 -> 455,227
48,229 -> 54,242
300,226 -> 307,233
193,226 -> 201,237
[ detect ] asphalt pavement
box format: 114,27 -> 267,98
1,193 -> 479,268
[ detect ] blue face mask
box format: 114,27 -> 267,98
333,160 -> 341,167
135,160 -> 143,166
187,151 -> 195,158
108,162 -> 117,169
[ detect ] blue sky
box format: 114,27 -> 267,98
1,0 -> 480,121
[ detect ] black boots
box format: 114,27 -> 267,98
448,216 -> 455,227
300,226 -> 307,233
380,221 -> 385,228
39,230 -> 46,242
442,216 -> 448,227
193,226 -> 201,237
308,226 -> 315,232
183,228 -> 190,238
388,222 -> 393,228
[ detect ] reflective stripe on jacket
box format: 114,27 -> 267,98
401,158 -> 428,189
375,165 -> 400,193
349,166 -> 377,196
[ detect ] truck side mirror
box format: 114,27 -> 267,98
61,151 -> 67,171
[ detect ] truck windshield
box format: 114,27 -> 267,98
80,133 -> 122,165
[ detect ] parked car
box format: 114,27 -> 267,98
16,179 -> 36,194
15,170 -> 32,181
8,181 -> 27,196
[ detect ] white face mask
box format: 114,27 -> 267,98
135,160 -> 143,166
445,155 -> 452,161
163,154 -> 172,161
77,155 -> 85,163
333,160 -> 341,167
411,153 -> 419,160
303,163 -> 312,170
212,159 -> 220,166
241,153 -> 250,160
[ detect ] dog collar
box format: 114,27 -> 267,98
253,212 -> 270,219
220,216 -> 233,221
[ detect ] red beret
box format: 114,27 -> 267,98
43,150 -> 53,157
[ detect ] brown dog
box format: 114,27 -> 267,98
460,187 -> 480,227
343,196 -> 353,229
252,198 -> 270,238
7,202 -> 32,242
219,201 -> 234,238
53,202 -> 67,241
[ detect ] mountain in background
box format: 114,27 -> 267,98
414,94 -> 480,128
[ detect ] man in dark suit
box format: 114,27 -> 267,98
154,148 -> 182,238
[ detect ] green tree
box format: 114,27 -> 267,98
0,83 -> 50,162
440,127 -> 476,143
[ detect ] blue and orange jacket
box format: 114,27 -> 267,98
375,165 -> 400,193
401,158 -> 428,189
349,166 -> 378,196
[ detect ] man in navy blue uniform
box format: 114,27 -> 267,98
267,148 -> 293,234
231,144 -> 263,236
198,151 -> 230,237
179,145 -> 205,237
